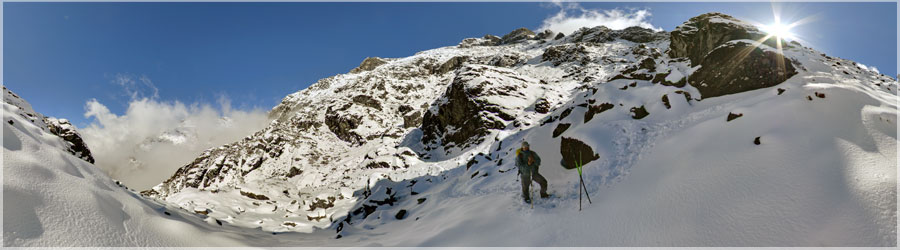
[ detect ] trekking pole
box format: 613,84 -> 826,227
577,157 -> 582,211
531,168 -> 534,209
578,152 -> 592,204
581,174 -> 592,204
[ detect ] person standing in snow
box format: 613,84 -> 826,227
516,141 -> 549,203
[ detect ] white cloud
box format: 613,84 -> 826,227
80,77 -> 270,190
856,63 -> 880,74
537,2 -> 661,36
112,73 -> 160,100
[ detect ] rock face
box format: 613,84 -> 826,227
46,118 -> 95,164
668,12 -> 797,99
3,86 -> 95,164
565,26 -> 667,44
421,64 -> 541,150
668,12 -> 774,66
689,40 -> 798,98
350,57 -> 388,74
560,137 -> 600,169
458,35 -> 501,48
500,27 -> 536,44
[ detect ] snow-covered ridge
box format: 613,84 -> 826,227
3,86 -> 95,163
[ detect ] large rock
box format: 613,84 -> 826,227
618,26 -> 667,43
500,27 -> 536,44
559,137 -> 599,169
458,35 -> 501,48
421,65 -> 539,150
565,26 -> 667,44
325,112 -> 364,146
46,118 -> 95,164
668,12 -> 775,66
689,40 -> 798,98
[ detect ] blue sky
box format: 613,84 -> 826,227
4,2 -> 897,127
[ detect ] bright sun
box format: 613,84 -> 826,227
760,21 -> 796,41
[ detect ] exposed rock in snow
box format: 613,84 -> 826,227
690,40 -> 798,98
349,57 -> 389,74
3,86 -> 95,163
500,27 -> 536,44
669,12 -> 774,66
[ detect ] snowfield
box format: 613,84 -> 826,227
3,12 -> 898,247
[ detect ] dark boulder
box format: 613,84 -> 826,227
430,56 -> 469,75
535,29 -> 556,40
46,118 -> 95,164
534,98 -> 551,114
402,111 -> 422,128
619,26 -> 667,43
689,41 -> 797,99
421,65 -> 533,150
569,26 -> 615,43
458,34 -> 501,48
726,112 -> 743,122
542,44 -> 591,66
560,137 -> 600,169
552,123 -> 571,138
325,112 -> 364,145
668,12 -> 777,66
351,95 -> 382,110
630,105 -> 649,119
584,103 -> 614,123
500,27 -> 536,44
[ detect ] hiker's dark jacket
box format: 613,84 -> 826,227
515,149 -> 541,175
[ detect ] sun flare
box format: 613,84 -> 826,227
760,21 -> 796,41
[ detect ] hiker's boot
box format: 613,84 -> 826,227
540,192 -> 550,199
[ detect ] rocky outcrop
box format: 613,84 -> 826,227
535,29 -> 556,40
500,27 -> 536,44
46,118 -> 95,164
668,12 -> 774,66
560,137 -> 600,169
689,40 -> 797,98
3,86 -> 95,164
458,35 -> 501,48
325,112 -> 364,145
565,26 -> 666,44
542,44 -> 591,66
421,65 -> 539,150
667,13 -> 798,99
619,26 -> 667,43
350,57 -> 388,74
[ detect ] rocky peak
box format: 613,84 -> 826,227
668,12 -> 798,98
668,12 -> 774,66
564,25 -> 667,44
500,27 -> 536,44
350,57 -> 388,74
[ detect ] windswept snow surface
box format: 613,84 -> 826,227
2,89 -> 342,246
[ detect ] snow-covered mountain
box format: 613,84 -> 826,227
4,12 -> 896,246
3,86 -> 95,164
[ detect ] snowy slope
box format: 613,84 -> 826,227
6,11 -> 895,247
2,87 -> 346,247
334,41 -> 897,246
